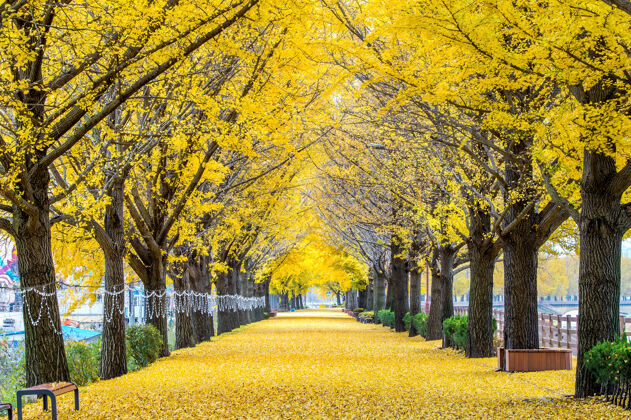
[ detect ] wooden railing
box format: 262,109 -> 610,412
451,307 -> 631,354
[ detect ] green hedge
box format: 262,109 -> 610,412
442,315 -> 498,351
584,336 -> 631,407
66,340 -> 101,386
442,315 -> 468,350
126,324 -> 163,370
404,312 -> 429,337
376,309 -> 395,328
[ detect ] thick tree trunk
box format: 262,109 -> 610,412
335,291 -> 341,306
100,178 -> 127,379
466,194 -> 499,358
239,271 -> 251,325
440,247 -> 456,348
358,287 -> 368,310
409,266 -> 421,337
502,135 -> 539,350
144,260 -> 169,357
217,271 -> 238,334
503,228 -> 539,350
426,252 -> 443,340
365,277 -> 374,311
390,239 -> 408,332
575,150 -> 623,397
264,280 -> 271,313
174,270 -> 195,350
14,166 -> 70,386
189,259 -> 213,342
373,272 -> 386,312
466,240 -> 497,358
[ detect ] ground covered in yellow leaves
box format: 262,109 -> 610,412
24,311 -> 628,419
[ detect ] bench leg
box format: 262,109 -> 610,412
50,396 -> 57,420
7,407 -> 12,420
74,388 -> 79,411
43,394 -> 47,412
16,394 -> 22,420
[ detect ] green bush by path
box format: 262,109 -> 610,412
0,343 -> 25,415
358,311 -> 374,318
404,312 -> 429,337
126,324 -> 163,370
584,336 -> 631,407
377,310 -> 395,328
443,315 -> 468,350
442,315 -> 498,351
66,340 -> 101,386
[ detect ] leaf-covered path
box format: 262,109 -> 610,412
24,311 -> 627,419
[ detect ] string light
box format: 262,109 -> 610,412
9,283 -> 265,334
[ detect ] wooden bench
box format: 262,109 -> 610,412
16,382 -> 78,420
0,402 -> 12,420
497,347 -> 572,372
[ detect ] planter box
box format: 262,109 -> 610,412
497,347 -> 572,372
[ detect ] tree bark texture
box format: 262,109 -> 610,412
408,266 -> 421,337
174,270 -> 195,350
15,165 -> 70,386
144,258 -> 170,357
440,246 -> 456,348
426,251 -> 443,340
373,272 -> 386,312
575,150 -> 624,397
100,178 -> 127,379
189,258 -> 213,342
466,202 -> 499,358
390,239 -> 409,332
502,135 -> 539,350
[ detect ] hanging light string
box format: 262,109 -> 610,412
7,282 -> 265,334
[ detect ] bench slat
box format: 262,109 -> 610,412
23,382 -> 77,396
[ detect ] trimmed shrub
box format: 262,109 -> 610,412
442,315 -> 498,351
126,324 -> 163,370
0,343 -> 25,413
359,311 -> 374,318
353,308 -> 364,314
442,315 -> 468,350
584,336 -> 631,406
66,340 -> 100,386
404,312 -> 429,337
377,309 -> 394,328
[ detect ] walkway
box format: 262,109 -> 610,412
24,310 -> 627,419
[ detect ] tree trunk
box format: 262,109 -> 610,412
503,226 -> 539,350
575,149 -> 623,397
239,270 -> 251,325
502,134 -> 539,350
358,287 -> 368,310
174,270 -> 195,350
100,178 -> 127,379
426,251 -> 443,340
440,247 -> 456,347
466,238 -> 497,358
14,165 -> 70,386
391,239 -> 408,332
144,259 -> 169,357
264,279 -> 271,313
189,259 -> 213,342
365,277 -> 374,311
385,280 -> 394,310
335,291 -> 341,306
217,271 -> 237,334
409,265 -> 421,337
373,272 -> 386,312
